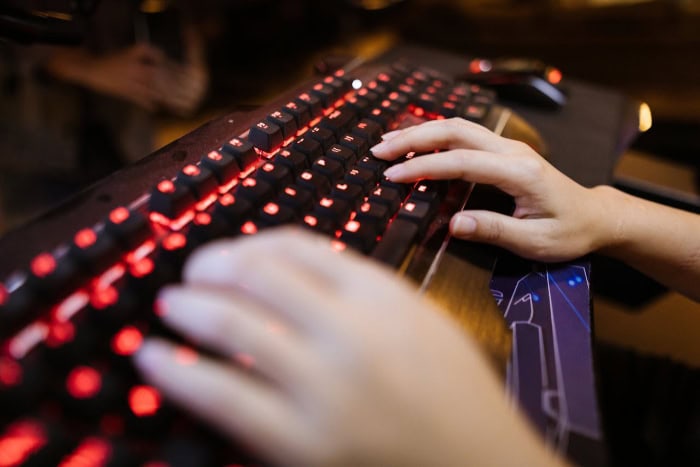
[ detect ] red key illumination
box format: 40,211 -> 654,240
157,180 -> 175,194
129,385 -> 161,417
0,284 -> 6,306
66,366 -> 102,399
241,221 -> 257,235
129,257 -> 154,278
90,286 -> 118,310
0,357 -> 22,387
59,437 -> 112,467
303,215 -> 318,227
0,420 -> 47,467
263,202 -> 279,216
30,253 -> 56,278
182,164 -> 200,176
45,321 -> 75,348
207,151 -> 223,161
109,207 -> 130,224
162,233 -> 187,251
74,229 -> 97,249
344,220 -> 361,233
111,326 -> 143,356
194,212 -> 211,225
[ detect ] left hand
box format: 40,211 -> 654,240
135,228 -> 564,467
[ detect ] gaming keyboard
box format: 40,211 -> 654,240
0,46 -> 532,465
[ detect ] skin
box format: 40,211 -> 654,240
135,117 -> 700,465
45,29 -> 207,115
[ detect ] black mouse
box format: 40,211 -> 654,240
460,57 -> 568,110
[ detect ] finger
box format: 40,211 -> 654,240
135,338 -> 314,465
450,210 -> 554,260
370,118 -> 507,161
383,149 -> 523,193
182,232 -> 349,336
157,285 -> 318,385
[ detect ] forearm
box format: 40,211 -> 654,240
43,47 -> 94,87
592,185 -> 700,301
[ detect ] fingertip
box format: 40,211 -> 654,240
450,213 -> 477,237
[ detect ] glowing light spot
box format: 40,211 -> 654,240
0,421 -> 47,467
313,83 -> 323,91
111,327 -> 143,356
229,138 -> 243,147
74,229 -> 97,249
109,207 -> 130,224
241,221 -> 257,235
219,193 -> 235,206
263,203 -> 279,216
30,253 -> 56,278
194,212 -> 211,225
242,178 -> 257,187
129,258 -> 154,278
575,275 -> 583,283
91,286 -> 118,310
162,233 -> 186,251
546,67 -> 562,85
568,279 -> 576,287
66,366 -> 102,399
351,79 -> 362,90
45,321 -> 75,348
0,285 -> 6,306
360,202 -> 371,213
0,357 -> 22,387
344,220 -> 360,233
404,203 -> 416,212
638,102 -> 653,132
320,198 -> 334,208
174,346 -> 198,366
304,215 -> 318,227
157,180 -> 175,193
532,293 -> 540,302
128,386 -> 161,417
59,437 -> 112,467
301,171 -> 312,181
284,187 -> 297,196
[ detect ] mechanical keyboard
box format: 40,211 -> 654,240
0,45 -> 538,466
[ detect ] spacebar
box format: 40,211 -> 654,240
371,219 -> 419,268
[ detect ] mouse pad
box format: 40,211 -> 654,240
490,255 -> 607,466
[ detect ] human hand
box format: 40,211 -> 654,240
371,118 -> 614,262
135,228 -> 561,466
82,43 -> 164,111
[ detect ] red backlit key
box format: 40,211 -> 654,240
0,418 -> 70,466
255,162 -> 293,192
311,157 -> 344,183
330,182 -> 363,207
67,228 -> 122,276
274,148 -> 308,175
295,92 -> 322,117
277,185 -> 314,214
248,120 -> 283,152
266,109 -> 297,139
149,179 -> 196,220
212,193 -> 254,228
371,218 -> 419,268
339,219 -> 378,254
318,108 -> 356,139
175,164 -> 218,201
355,201 -> 391,232
344,167 -> 376,193
338,133 -> 369,158
284,100 -> 311,128
325,144 -> 356,169
186,212 -> 229,246
306,126 -> 336,152
200,151 -> 241,186
291,136 -> 323,163
258,202 -> 296,227
296,170 -> 330,199
350,119 -> 383,146
313,197 -> 351,227
397,199 -> 435,235
221,138 -> 257,170
234,177 -> 275,208
104,207 -> 150,251
309,83 -> 335,108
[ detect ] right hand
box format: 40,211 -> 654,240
371,118 -> 615,262
83,43 -> 165,111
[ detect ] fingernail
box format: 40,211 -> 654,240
381,130 -> 401,141
452,215 -> 477,235
370,141 -> 388,155
383,165 -> 403,180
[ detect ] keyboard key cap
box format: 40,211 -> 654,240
344,167 -> 376,193
221,138 -> 258,170
339,219 -> 378,253
277,185 -> 314,214
338,133 -> 369,158
104,207 -> 151,251
200,151 -> 241,186
149,180 -> 196,219
176,164 -> 218,201
284,100 -> 311,128
296,170 -> 331,199
296,92 -> 323,117
213,193 -> 254,228
259,202 -> 297,226
267,109 -> 298,139
397,199 -> 435,234
256,162 -> 293,192
325,144 -> 356,169
235,177 -> 275,208
248,120 -> 283,152
311,157 -> 344,183
274,148 -> 308,175
291,136 -> 323,163
306,126 -> 336,152
351,119 -> 382,146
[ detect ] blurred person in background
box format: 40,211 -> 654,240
0,0 -> 208,231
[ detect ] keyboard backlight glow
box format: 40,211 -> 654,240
195,193 -> 218,211
74,229 -> 97,249
9,323 -> 48,359
162,233 -> 187,251
111,327 -> 143,356
129,386 -> 161,417
54,291 -> 90,322
130,258 -> 154,278
66,366 -> 102,399
0,285 -> 6,305
109,207 -> 130,224
0,421 -> 47,467
0,357 -> 22,387
59,437 -> 112,467
91,286 -> 118,310
45,321 -> 75,347
30,253 -> 56,278
241,221 -> 257,235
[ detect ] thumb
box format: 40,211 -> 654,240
450,210 -> 543,259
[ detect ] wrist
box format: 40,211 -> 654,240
587,185 -> 633,255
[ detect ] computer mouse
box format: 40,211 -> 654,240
460,57 -> 568,110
